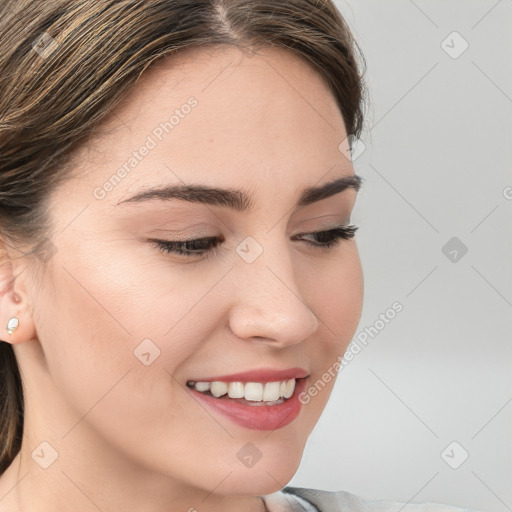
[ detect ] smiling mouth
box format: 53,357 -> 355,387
186,378 -> 300,406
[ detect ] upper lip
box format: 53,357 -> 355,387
187,367 -> 309,383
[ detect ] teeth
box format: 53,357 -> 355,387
210,381 -> 228,397
194,381 -> 211,393
244,382 -> 263,401
228,382 -> 245,399
262,381 -> 281,402
283,378 -> 295,399
192,378 -> 297,402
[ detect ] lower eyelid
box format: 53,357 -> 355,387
151,225 -> 357,256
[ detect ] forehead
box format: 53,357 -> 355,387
109,43 -> 341,127
64,44 -> 352,212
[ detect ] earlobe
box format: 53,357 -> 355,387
0,284 -> 37,346
6,316 -> 19,335
0,242 -> 37,345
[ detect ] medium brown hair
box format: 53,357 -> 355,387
0,0 -> 366,474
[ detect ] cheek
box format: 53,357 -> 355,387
308,243 -> 363,347
34,258 -> 221,477
295,245 -> 363,416
36,244 -> 217,439
336,248 -> 364,337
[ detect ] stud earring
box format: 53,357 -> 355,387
6,317 -> 19,335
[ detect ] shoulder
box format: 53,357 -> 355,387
280,486 -> 482,512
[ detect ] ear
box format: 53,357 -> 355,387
0,238 -> 37,345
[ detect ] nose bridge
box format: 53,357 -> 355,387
227,232 -> 319,345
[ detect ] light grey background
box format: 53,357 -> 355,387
288,2 -> 512,511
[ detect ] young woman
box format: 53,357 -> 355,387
0,1 -> 479,510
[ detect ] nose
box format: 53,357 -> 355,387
227,237 -> 319,347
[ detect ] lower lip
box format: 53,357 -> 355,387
187,378 -> 307,431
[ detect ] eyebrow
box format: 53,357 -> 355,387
116,174 -> 362,211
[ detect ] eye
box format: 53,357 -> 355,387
292,224 -> 358,249
150,224 -> 358,258
151,236 -> 222,257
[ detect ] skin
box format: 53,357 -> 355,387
0,44 -> 364,511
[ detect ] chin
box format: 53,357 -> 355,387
215,450 -> 303,496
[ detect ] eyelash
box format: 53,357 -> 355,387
150,224 -> 358,258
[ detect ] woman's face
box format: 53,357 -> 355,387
16,45 -> 363,503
